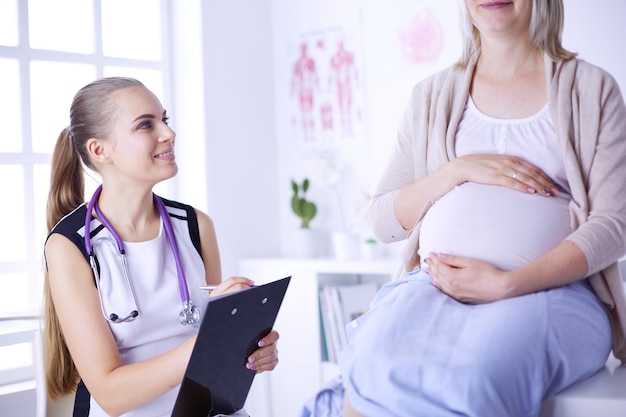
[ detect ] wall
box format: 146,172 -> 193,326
562,1 -> 626,94
201,0 -> 280,277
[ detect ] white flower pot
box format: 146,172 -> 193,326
331,232 -> 361,260
290,228 -> 323,258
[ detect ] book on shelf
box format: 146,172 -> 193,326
319,282 -> 379,363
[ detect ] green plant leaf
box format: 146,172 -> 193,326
291,195 -> 302,216
302,202 -> 317,221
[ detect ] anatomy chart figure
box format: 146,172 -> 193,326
291,42 -> 319,141
328,40 -> 358,138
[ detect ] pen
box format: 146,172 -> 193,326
199,284 -> 258,293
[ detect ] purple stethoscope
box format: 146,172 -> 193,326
84,185 -> 200,327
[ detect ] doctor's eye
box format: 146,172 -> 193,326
162,116 -> 170,125
138,120 -> 153,129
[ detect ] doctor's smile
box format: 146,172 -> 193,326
155,148 -> 175,160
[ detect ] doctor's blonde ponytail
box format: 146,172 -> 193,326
43,127 -> 85,399
46,128 -> 85,231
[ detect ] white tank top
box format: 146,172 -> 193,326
86,205 -> 208,417
417,98 -> 572,271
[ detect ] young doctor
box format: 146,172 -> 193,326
43,77 -> 279,417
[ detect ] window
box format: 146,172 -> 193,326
0,0 -> 172,320
0,0 -> 181,387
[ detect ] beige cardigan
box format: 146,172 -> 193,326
369,52 -> 626,361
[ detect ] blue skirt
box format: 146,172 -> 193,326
301,270 -> 612,417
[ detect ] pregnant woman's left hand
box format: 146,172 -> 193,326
424,252 -> 513,303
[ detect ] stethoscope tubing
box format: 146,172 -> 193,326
153,195 -> 191,303
84,185 -> 198,326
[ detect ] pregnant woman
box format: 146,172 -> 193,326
301,1 -> 626,416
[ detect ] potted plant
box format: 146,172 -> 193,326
290,178 -> 320,257
291,178 -> 317,228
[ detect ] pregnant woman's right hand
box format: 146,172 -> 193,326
453,154 -> 558,196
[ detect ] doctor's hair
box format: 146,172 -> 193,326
44,76 -> 144,398
456,0 -> 576,68
46,76 -> 145,231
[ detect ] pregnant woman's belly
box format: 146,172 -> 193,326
418,182 -> 571,271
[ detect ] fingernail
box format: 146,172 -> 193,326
527,187 -> 536,193
542,188 -> 551,196
246,362 -> 255,370
258,340 -> 266,347
424,257 -> 430,265
248,356 -> 256,364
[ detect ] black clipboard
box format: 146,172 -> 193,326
171,276 -> 291,417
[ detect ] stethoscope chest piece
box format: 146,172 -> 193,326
179,301 -> 200,327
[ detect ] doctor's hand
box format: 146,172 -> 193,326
208,276 -> 254,297
424,253 -> 512,304
246,329 -> 280,373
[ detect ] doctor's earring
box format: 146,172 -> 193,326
104,156 -> 112,163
